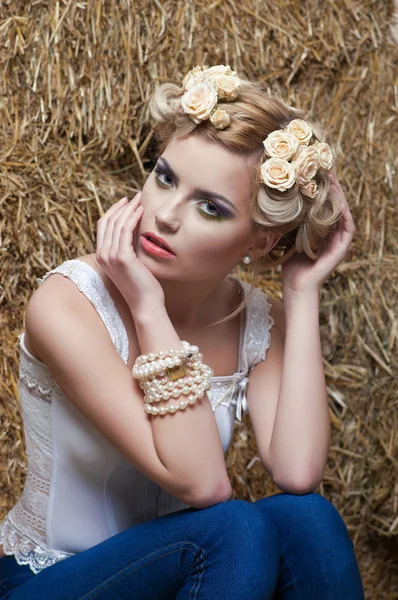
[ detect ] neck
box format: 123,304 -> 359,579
158,275 -> 237,329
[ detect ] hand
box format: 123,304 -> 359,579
281,174 -> 356,294
96,193 -> 166,312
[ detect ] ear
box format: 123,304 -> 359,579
246,229 -> 282,262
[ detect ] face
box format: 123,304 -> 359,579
135,135 -> 260,282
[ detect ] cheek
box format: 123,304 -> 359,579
188,228 -> 247,262
140,179 -> 155,206
136,181 -> 156,222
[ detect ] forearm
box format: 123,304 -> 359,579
270,288 -> 331,489
130,302 -> 231,502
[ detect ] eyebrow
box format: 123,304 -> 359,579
157,157 -> 237,213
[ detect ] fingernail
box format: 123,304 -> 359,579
118,197 -> 128,203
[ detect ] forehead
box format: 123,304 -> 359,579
161,136 -> 258,207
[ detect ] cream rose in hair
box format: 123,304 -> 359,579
204,65 -> 237,77
285,119 -> 313,145
263,131 -> 299,161
260,157 -> 296,192
203,65 -> 237,80
182,65 -> 207,90
200,66 -> 241,100
180,80 -> 218,124
314,141 -> 334,170
293,146 -> 320,185
209,108 -> 231,129
300,179 -> 318,199
213,74 -> 241,101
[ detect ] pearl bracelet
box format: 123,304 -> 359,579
144,359 -> 213,416
132,340 -> 197,381
132,341 -> 213,417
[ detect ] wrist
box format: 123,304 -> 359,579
282,285 -> 320,301
282,286 -> 320,317
130,302 -> 167,326
131,305 -> 183,357
283,294 -> 320,338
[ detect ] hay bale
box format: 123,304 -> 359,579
1,1 -> 397,596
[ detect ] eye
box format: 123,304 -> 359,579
153,165 -> 227,220
196,200 -> 224,218
154,167 -> 173,187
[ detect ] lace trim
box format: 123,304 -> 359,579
19,346 -> 56,399
0,517 -> 73,575
0,376 -> 62,575
246,286 -> 274,373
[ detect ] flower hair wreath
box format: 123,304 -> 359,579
179,64 -> 334,198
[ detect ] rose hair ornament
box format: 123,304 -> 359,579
180,64 -> 241,130
179,65 -> 335,197
259,121 -> 334,198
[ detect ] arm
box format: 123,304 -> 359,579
269,288 -> 331,490
26,274 -> 230,510
267,178 -> 353,491
246,292 -> 331,494
132,302 -> 232,502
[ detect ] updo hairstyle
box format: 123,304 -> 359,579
147,76 -> 343,325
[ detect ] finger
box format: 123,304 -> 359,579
335,207 -> 355,252
119,205 -> 144,256
325,205 -> 354,254
99,193 -> 142,260
97,192 -> 142,262
341,205 -> 356,236
110,195 -> 143,258
96,197 -> 128,254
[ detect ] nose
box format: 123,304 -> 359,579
155,212 -> 179,233
155,198 -> 181,233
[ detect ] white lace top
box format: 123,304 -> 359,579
0,259 -> 274,575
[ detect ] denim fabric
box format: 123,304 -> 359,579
0,492 -> 365,599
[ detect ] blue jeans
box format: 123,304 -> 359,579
0,492 -> 365,599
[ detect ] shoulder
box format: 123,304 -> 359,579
76,254 -> 125,303
32,253 -> 113,307
73,253 -> 103,277
25,255 -> 99,362
63,253 -> 116,296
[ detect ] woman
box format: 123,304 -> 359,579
0,65 -> 365,598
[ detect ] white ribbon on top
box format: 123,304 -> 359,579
235,375 -> 249,421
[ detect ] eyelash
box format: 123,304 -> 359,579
153,166 -> 226,220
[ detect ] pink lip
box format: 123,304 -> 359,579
140,235 -> 176,259
143,231 -> 175,255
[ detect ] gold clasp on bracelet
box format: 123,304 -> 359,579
166,351 -> 193,382
166,364 -> 187,381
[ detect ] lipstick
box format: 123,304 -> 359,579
140,235 -> 176,259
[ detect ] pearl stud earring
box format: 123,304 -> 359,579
242,255 -> 252,264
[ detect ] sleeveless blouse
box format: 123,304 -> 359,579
0,259 -> 274,575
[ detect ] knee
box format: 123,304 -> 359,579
290,492 -> 347,523
283,492 -> 354,547
207,499 -> 280,551
286,494 -> 363,587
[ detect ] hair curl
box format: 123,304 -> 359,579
148,76 -> 343,325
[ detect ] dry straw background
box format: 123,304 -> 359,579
1,0 -> 397,597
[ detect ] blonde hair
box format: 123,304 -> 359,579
148,77 -> 343,325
